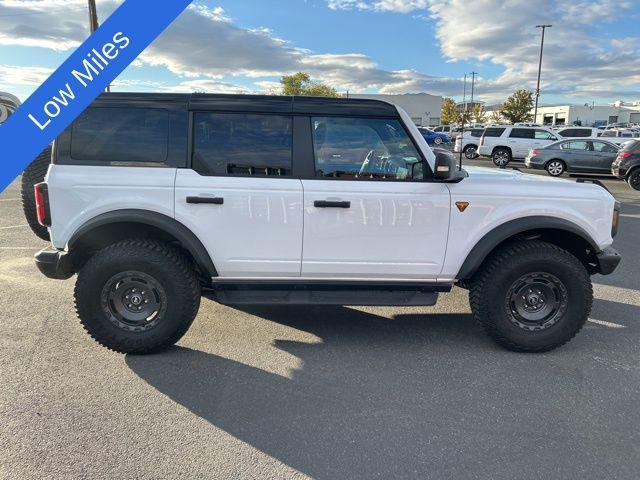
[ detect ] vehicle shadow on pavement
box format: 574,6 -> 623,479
126,306 -> 638,479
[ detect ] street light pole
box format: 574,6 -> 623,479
533,24 -> 552,124
458,73 -> 467,171
469,71 -> 477,123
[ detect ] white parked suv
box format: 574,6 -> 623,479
478,126 -> 560,166
556,127 -> 602,138
34,93 -> 621,354
453,128 -> 484,159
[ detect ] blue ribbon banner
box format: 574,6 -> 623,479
0,0 -> 193,193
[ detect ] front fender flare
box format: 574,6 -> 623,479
456,216 -> 600,280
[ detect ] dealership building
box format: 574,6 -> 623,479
532,101 -> 640,127
349,93 -> 443,127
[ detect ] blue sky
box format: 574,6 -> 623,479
0,0 -> 639,106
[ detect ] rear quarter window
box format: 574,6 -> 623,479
483,127 -> 506,137
70,107 -> 169,164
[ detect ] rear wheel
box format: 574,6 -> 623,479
464,144 -> 478,159
469,240 -> 592,352
627,168 -> 640,191
20,146 -> 52,241
434,136 -> 443,145
492,148 -> 511,167
545,159 -> 566,177
74,239 -> 201,354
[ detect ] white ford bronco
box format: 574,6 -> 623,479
34,93 -> 621,354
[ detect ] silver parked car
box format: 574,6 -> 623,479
524,139 -> 620,176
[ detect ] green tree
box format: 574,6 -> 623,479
471,103 -> 486,124
488,106 -> 502,124
280,72 -> 339,97
500,90 -> 533,123
440,97 -> 461,125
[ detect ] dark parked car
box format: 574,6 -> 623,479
612,139 -> 640,190
524,139 -> 619,176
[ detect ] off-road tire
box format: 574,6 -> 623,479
469,240 -> 592,352
627,168 -> 640,191
20,146 -> 52,241
492,148 -> 511,167
75,239 -> 201,354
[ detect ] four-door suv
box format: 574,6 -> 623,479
612,139 -> 640,190
478,125 -> 559,166
34,93 -> 621,354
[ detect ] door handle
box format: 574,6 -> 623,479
186,196 -> 224,205
314,200 -> 350,208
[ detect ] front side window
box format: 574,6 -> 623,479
535,129 -> 556,140
192,113 -> 292,176
561,141 -> 589,151
71,107 -> 169,163
311,117 -> 423,180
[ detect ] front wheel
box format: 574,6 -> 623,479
469,240 -> 592,352
434,136 -> 443,145
74,239 -> 201,354
628,168 -> 640,191
492,148 -> 511,167
546,160 -> 566,176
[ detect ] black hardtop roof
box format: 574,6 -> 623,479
92,92 -> 399,117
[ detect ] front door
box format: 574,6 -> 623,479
301,116 -> 450,280
175,112 -> 303,278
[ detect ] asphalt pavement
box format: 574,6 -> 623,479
1,160 -> 639,479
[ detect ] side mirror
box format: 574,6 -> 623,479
432,150 -> 467,182
433,151 -> 456,180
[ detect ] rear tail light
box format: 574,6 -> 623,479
34,182 -> 51,227
530,150 -> 541,155
617,152 -> 632,159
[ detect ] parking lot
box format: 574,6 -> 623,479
1,161 -> 639,479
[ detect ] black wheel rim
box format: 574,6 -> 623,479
100,271 -> 167,332
505,272 -> 568,331
631,172 -> 640,190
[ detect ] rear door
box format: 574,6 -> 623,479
591,140 -> 619,172
175,112 -> 303,278
560,140 -> 592,171
301,116 -> 450,280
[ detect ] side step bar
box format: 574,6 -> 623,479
204,281 -> 449,306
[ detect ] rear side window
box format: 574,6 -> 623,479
509,128 -> 534,139
192,113 -> 292,176
483,127 -> 505,137
71,107 -> 169,163
470,129 -> 483,137
621,140 -> 640,152
561,141 -> 589,150
560,128 -> 589,137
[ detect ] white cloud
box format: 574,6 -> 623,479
0,0 -> 638,103
0,64 -> 52,86
328,0 -> 428,13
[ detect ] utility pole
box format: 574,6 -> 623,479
88,0 -> 99,33
533,25 -> 552,124
458,73 -> 467,171
469,71 -> 477,123
88,0 -> 110,92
